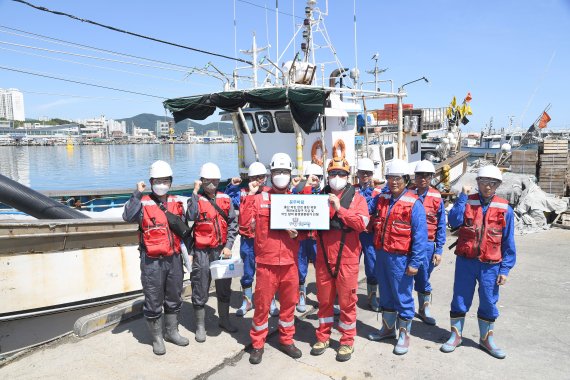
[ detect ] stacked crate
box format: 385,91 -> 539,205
538,140 -> 569,196
511,150 -> 538,177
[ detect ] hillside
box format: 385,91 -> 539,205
117,113 -> 235,136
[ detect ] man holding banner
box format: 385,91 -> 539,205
310,157 -> 369,362
241,153 -> 303,365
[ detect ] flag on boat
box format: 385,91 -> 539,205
538,111 -> 551,129
464,92 -> 472,102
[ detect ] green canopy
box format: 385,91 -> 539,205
163,87 -> 329,134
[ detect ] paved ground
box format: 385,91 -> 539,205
2,228 -> 569,380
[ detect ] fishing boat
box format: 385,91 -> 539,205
1,0 -> 468,358
163,0 -> 468,190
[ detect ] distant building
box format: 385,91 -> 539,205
80,115 -> 107,138
0,88 -> 25,121
108,119 -> 126,134
155,120 -> 171,139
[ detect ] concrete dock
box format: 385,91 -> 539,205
1,228 -> 569,380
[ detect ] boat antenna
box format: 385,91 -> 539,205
276,0 -> 280,82
234,0 -> 238,69
353,0 -> 359,87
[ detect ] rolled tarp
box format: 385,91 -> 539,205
0,173 -> 89,219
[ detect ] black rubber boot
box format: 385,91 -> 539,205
194,306 -> 206,343
218,301 -> 238,333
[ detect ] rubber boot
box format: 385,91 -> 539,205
416,292 -> 436,325
367,283 -> 380,312
236,287 -> 254,317
478,318 -> 506,359
269,296 -> 280,317
296,284 -> 307,313
393,318 -> 412,355
145,315 -> 166,355
164,313 -> 189,346
218,301 -> 238,333
193,306 -> 206,343
368,311 -> 397,341
440,317 -> 464,353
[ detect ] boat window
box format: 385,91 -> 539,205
239,113 -> 256,134
410,140 -> 419,154
309,117 -> 324,133
255,112 -> 275,133
275,111 -> 295,133
384,147 -> 394,160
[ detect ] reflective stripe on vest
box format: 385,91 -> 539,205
455,194 -> 508,263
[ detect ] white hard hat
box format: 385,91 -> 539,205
414,160 -> 436,174
357,158 -> 375,172
149,160 -> 173,179
304,163 -> 323,176
477,165 -> 503,181
270,153 -> 293,171
248,162 -> 267,177
199,162 -> 221,179
386,159 -> 410,176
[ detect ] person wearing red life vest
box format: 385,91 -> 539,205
186,162 -> 238,343
122,160 -> 189,355
309,157 -> 369,362
410,160 -> 447,326
441,165 -> 516,359
367,159 -> 428,356
241,153 -> 303,365
224,162 -> 279,317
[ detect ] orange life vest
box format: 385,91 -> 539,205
140,195 -> 184,257
455,194 -> 508,263
194,192 -> 231,249
372,191 -> 419,254
411,187 -> 442,242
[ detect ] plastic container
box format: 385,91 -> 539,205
210,258 -> 244,280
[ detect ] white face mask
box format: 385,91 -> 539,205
329,177 -> 347,191
272,174 -> 291,189
152,183 -> 170,196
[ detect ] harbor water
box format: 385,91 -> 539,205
0,144 -> 239,190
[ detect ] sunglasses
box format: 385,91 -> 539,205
249,175 -> 266,181
329,171 -> 348,178
415,173 -> 433,179
272,169 -> 290,175
358,171 -> 373,177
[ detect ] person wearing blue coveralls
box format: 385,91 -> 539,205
291,163 -> 322,312
410,160 -> 447,325
355,158 -> 381,311
225,162 -> 279,317
441,165 -> 516,359
367,159 -> 427,355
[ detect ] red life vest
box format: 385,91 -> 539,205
455,194 -> 508,263
140,195 -> 184,257
412,187 -> 442,242
238,186 -> 270,238
372,191 -> 418,255
194,192 -> 231,249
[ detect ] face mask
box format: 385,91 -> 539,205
152,183 -> 170,196
329,177 -> 347,191
204,182 -> 217,192
272,174 -> 290,189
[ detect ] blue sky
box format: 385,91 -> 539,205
0,0 -> 568,131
